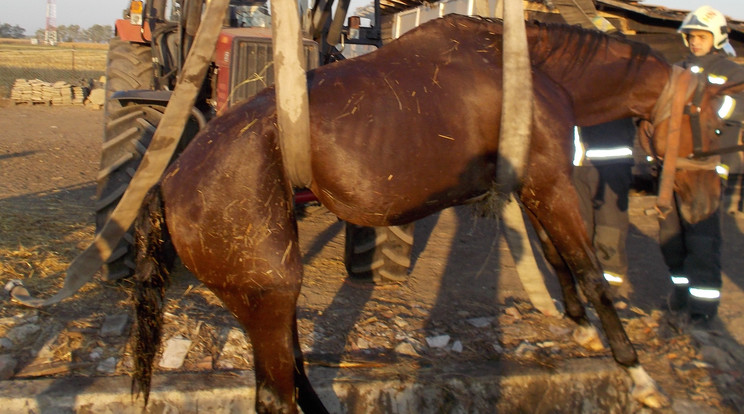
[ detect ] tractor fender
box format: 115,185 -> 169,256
115,19 -> 152,43
110,89 -> 170,106
110,90 -> 208,130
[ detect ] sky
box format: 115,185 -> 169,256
644,0 -> 743,21
2,0 -> 743,34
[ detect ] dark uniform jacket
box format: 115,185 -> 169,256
678,53 -> 744,173
658,52 -> 744,317
575,118 -> 636,167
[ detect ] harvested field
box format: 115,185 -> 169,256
0,44 -> 107,70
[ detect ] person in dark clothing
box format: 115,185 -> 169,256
662,5 -> 744,322
573,118 -> 637,295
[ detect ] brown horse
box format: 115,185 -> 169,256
131,15 -> 740,412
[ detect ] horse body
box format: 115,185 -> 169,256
177,17 -> 670,227
306,19 -> 507,224
135,14 -> 731,412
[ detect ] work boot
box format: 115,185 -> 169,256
689,299 -> 718,322
688,285 -> 720,324
667,286 -> 688,312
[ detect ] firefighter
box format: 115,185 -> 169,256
662,5 -> 744,323
573,118 -> 637,296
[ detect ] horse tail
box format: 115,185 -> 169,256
131,183 -> 176,406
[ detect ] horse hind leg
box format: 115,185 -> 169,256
215,286 -> 326,413
292,317 -> 328,412
161,111 -> 326,412
189,203 -> 326,412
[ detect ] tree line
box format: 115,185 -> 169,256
0,23 -> 114,43
0,23 -> 25,39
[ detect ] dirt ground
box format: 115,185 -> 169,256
1,102 -> 744,412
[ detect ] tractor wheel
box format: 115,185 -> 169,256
95,104 -> 200,280
344,223 -> 415,284
103,38 -> 153,119
95,38 -> 155,281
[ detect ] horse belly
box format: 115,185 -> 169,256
311,143 -> 496,226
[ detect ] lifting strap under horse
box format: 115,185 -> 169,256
496,0 -> 533,194
497,1 -> 558,317
271,0 -> 313,188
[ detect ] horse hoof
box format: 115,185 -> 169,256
572,325 -> 605,351
628,366 -> 670,408
631,383 -> 670,408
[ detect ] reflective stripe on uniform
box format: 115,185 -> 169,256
718,95 -> 735,118
670,275 -> 690,286
716,164 -> 729,180
603,272 -> 623,285
573,127 -> 633,166
689,65 -> 728,84
584,147 -> 633,160
689,287 -> 721,300
707,74 -> 727,85
573,127 -> 584,166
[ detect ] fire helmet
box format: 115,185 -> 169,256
678,5 -> 729,50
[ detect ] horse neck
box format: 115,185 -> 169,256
527,25 -> 672,126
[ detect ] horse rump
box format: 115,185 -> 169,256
130,183 -> 176,405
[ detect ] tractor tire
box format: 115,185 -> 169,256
95,104 -> 200,280
103,38 -> 153,119
344,223 -> 415,284
95,38 -> 155,281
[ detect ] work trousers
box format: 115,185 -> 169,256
658,193 -> 722,292
572,163 -> 632,278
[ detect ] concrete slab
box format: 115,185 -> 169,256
1,358 -> 632,413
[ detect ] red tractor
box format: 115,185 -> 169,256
97,0 -> 414,283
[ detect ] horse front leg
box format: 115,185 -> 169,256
522,208 -> 604,352
521,181 -> 669,408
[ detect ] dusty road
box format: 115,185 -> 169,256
1,103 -> 744,412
